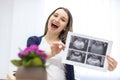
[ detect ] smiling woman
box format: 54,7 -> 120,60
26,7 -> 74,80
1,0 -> 119,80
30,0 -> 119,79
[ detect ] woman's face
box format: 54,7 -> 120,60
47,9 -> 69,34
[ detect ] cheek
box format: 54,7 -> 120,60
47,22 -> 50,29
48,19 -> 52,27
61,22 -> 67,29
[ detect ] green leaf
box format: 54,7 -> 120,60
30,52 -> 37,57
11,60 -> 21,67
32,57 -> 42,66
26,60 -> 33,66
22,60 -> 32,67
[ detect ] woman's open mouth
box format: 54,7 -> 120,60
51,23 -> 59,29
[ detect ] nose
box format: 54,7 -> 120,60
54,17 -> 60,23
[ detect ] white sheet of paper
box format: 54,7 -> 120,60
62,32 -> 113,71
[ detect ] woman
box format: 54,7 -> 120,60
27,7 -> 117,80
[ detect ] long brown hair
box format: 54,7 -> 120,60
43,7 -> 73,42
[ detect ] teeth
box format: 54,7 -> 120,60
52,23 -> 58,28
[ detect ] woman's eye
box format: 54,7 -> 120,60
61,18 -> 65,22
53,14 -> 58,17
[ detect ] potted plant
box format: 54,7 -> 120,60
11,44 -> 47,80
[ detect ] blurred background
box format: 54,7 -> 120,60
0,0 -> 120,79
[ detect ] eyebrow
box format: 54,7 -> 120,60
54,12 -> 68,20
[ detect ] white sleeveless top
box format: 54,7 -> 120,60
39,37 -> 65,80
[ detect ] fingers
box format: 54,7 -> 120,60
107,55 -> 117,71
50,42 -> 66,57
52,41 -> 66,49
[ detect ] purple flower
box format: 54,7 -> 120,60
12,44 -> 47,68
42,54 -> 47,61
23,47 -> 30,56
29,45 -> 38,52
36,49 -> 44,55
18,51 -> 23,58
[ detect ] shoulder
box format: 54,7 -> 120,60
27,36 -> 43,47
28,36 -> 40,40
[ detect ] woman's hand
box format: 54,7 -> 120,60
50,41 -> 66,57
107,55 -> 117,71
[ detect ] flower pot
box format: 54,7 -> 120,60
15,66 -> 47,80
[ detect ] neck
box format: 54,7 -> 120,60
44,32 -> 60,45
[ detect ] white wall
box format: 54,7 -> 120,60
10,0 -> 44,71
8,0 -> 45,72
0,0 -> 13,79
0,0 -> 120,79
0,0 -> 45,79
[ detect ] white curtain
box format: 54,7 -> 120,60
0,0 -> 13,79
0,0 -> 45,79
8,0 -> 45,72
0,0 -> 119,79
